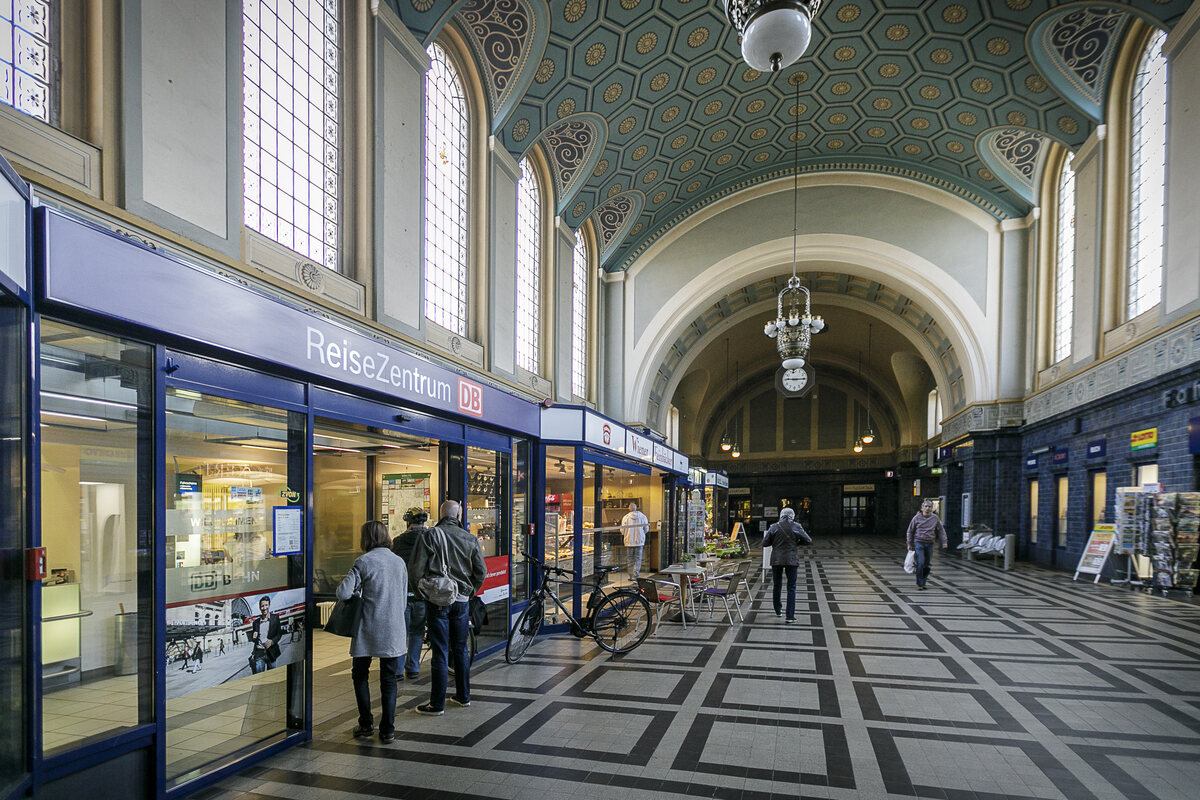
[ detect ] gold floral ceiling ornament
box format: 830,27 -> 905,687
637,32 -> 658,53
697,67 -> 717,84
747,99 -> 766,113
564,0 -> 585,23
711,129 -> 729,142
661,105 -> 679,122
687,27 -> 709,47
617,117 -> 636,134
705,100 -> 723,115
680,159 -> 696,171
942,4 -> 967,23
971,77 -> 994,93
650,72 -> 669,91
879,63 -> 900,78
584,43 -> 605,66
557,98 -> 576,117
534,59 -> 554,83
573,201 -> 586,217
603,83 -> 623,103
836,4 -> 859,23
652,191 -> 667,203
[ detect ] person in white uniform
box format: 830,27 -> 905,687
621,502 -> 649,581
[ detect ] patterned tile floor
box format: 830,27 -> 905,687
191,537 -> 1200,800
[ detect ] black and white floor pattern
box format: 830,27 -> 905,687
192,537 -> 1200,800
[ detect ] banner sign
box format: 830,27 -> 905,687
1073,525 -> 1117,583
1086,439 -> 1106,458
704,472 -> 729,489
478,555 -> 510,604
625,430 -> 653,462
42,210 -> 540,434
653,443 -> 674,468
1131,428 -> 1158,451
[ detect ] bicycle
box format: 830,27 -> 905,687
420,616 -> 477,675
505,553 -> 652,663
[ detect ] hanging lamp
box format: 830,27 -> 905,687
861,323 -> 876,445
720,338 -> 733,451
764,74 -> 824,373
724,0 -> 824,73
731,359 -> 741,458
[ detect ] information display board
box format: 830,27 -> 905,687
1074,524 -> 1117,583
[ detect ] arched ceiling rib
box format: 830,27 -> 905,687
648,272 -> 963,427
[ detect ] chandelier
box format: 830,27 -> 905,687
764,72 -> 824,369
724,0 -> 824,72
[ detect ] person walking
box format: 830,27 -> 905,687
763,507 -> 812,623
620,502 -> 649,581
906,500 -> 948,590
337,520 -> 408,743
391,506 -> 430,679
410,500 -> 486,716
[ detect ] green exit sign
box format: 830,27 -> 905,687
930,467 -> 944,475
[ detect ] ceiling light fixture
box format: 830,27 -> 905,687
765,75 -> 824,374
852,349 -> 865,454
861,323 -> 876,445
724,0 -> 823,73
720,337 -> 733,452
731,360 -> 742,458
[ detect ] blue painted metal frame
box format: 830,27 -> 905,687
312,385 -> 466,443
164,350 -> 307,411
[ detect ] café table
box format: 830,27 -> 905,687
661,564 -> 708,624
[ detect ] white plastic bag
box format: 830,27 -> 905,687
903,550 -> 916,574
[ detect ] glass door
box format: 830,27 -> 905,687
163,388 -> 307,787
466,444 -> 510,651
0,296 -> 27,794
38,320 -> 154,756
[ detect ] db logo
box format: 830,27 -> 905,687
602,423 -> 611,445
458,379 -> 483,417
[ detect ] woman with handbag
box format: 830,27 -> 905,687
336,520 -> 408,743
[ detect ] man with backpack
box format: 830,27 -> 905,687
409,500 -> 486,715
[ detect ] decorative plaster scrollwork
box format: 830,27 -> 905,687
593,193 -> 635,250
989,128 -> 1042,183
1048,7 -> 1125,99
540,119 -> 595,201
459,0 -> 531,113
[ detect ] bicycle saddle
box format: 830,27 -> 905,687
595,565 -> 621,574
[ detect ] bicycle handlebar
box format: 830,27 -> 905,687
520,551 -> 575,577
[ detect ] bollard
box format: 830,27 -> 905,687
1003,533 -> 1016,571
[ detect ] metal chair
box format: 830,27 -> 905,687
637,577 -> 686,633
700,572 -> 744,624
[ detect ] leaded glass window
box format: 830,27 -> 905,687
1,0 -> 54,122
1053,155 -> 1075,364
1127,29 -> 1167,319
243,0 -> 341,271
571,230 -> 588,398
424,43 -> 469,336
515,159 -> 540,373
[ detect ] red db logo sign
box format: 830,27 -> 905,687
602,423 -> 611,445
458,379 -> 483,417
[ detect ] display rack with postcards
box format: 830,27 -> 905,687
1150,492 -> 1200,596
1113,488 -> 1153,587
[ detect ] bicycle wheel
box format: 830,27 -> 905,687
591,590 -> 652,654
505,598 -> 542,663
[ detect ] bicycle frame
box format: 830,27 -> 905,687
525,557 -> 616,635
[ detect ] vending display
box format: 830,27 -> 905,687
1150,493 -> 1200,595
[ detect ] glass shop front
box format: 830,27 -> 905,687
25,207 -> 540,797
537,408 -> 689,623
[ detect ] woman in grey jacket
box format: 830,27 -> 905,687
337,520 -> 408,743
763,507 -> 812,623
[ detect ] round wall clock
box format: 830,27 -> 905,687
775,363 -> 815,398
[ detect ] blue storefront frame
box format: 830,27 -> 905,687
22,206 -> 542,799
0,153 -> 34,800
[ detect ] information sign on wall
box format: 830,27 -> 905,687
1073,525 -> 1117,583
1086,439 -> 1106,458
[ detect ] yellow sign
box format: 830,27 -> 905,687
1130,428 -> 1157,451
1074,525 -> 1117,583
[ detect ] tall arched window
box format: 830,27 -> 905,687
570,230 -> 589,398
1,0 -> 53,121
1127,28 -> 1168,319
243,0 -> 340,270
515,158 -> 541,373
1053,154 -> 1076,363
927,388 -> 941,438
424,43 -> 469,336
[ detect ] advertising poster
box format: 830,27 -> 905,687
1073,525 -> 1117,583
166,587 -> 305,700
479,555 -> 510,604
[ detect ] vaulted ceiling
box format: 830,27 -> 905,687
390,0 -> 1189,270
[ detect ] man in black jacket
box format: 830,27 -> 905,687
391,507 -> 429,678
248,595 -> 282,672
410,500 -> 486,715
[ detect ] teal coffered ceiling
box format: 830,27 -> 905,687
387,0 -> 1191,269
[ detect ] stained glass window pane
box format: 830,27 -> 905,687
243,0 -> 340,271
424,43 -> 469,336
1,0 -> 52,122
515,159 -> 541,374
1127,29 -> 1167,319
571,231 -> 588,398
1053,155 -> 1075,364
